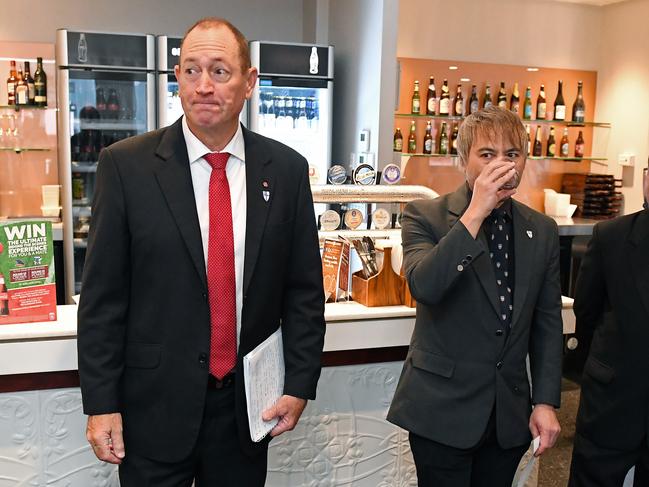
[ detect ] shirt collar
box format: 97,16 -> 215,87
181,116 -> 246,164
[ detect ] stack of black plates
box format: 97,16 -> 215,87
562,173 -> 623,219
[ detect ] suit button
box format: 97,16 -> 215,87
496,361 -> 503,369
198,353 -> 207,365
514,386 -> 520,393
495,329 -> 504,336
202,293 -> 207,300
461,259 -> 468,266
457,264 -> 464,272
466,255 -> 473,262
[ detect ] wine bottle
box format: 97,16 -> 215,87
572,81 -> 586,123
553,80 -> 566,121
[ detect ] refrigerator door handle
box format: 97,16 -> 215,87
147,72 -> 156,132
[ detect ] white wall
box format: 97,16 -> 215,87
398,0 -> 603,70
328,0 -> 399,167
595,0 -> 649,212
0,0 -> 304,42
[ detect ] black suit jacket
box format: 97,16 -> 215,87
574,209 -> 649,450
77,119 -> 325,461
387,184 -> 563,449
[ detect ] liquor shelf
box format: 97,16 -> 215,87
0,105 -> 52,111
394,112 -> 611,128
0,146 -> 51,153
399,153 -> 607,164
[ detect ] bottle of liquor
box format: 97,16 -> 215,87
23,61 -> 35,105
572,80 -> 586,123
407,120 -> 417,153
33,57 -> 47,107
453,84 -> 464,117
6,60 -> 17,105
509,82 -> 520,114
497,82 -> 507,108
560,128 -> 570,157
450,124 -> 459,155
483,83 -> 493,108
533,126 -> 543,157
411,80 -> 421,114
546,126 -> 556,157
536,84 -> 547,120
426,76 -> 436,115
469,84 -> 479,114
107,88 -> 120,119
15,69 -> 29,106
439,79 -> 450,116
523,86 -> 532,120
393,128 -> 403,152
553,80 -> 566,121
525,125 -> 531,155
574,130 -> 585,158
96,87 -> 107,116
439,122 -> 449,155
423,120 -> 433,154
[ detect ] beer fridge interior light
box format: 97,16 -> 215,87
156,36 -> 183,128
56,29 -> 155,300
249,42 -> 334,186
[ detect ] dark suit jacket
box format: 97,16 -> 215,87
77,119 -> 325,461
387,184 -> 563,450
574,209 -> 649,450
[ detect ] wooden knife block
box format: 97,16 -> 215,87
352,247 -> 404,307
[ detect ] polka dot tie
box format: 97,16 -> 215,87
204,152 -> 236,379
488,209 -> 513,327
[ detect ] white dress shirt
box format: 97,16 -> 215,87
182,116 -> 247,347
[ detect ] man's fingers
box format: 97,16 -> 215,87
262,404 -> 278,422
110,427 -> 126,459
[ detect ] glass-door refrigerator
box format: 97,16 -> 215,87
156,35 -> 184,128
248,41 -> 334,185
56,29 -> 155,299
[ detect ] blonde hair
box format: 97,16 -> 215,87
457,106 -> 527,166
180,17 -> 251,72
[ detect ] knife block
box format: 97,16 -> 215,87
352,247 -> 404,307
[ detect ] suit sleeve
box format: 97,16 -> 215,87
572,223 -> 605,354
77,148 -> 130,415
529,220 -> 563,407
281,159 -> 326,400
402,200 -> 486,306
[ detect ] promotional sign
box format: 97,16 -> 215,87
0,220 -> 57,324
321,238 -> 350,303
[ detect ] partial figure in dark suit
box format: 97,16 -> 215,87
568,167 -> 649,487
387,107 -> 563,487
77,17 -> 325,486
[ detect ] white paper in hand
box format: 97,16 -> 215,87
243,327 -> 285,442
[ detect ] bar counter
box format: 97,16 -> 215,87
0,300 -> 575,486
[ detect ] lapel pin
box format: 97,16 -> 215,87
262,190 -> 270,202
526,230 -> 533,239
262,180 -> 269,188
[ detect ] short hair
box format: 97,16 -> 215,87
457,106 -> 528,166
180,17 -> 251,72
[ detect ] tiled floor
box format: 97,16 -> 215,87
538,378 -> 581,486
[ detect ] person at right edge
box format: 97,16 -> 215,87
568,166 -> 649,487
387,106 -> 562,487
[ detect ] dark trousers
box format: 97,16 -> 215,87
409,411 -> 529,487
569,432 -> 649,487
119,377 -> 267,487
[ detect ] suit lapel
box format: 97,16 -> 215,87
154,119 -> 207,290
448,185 -> 502,319
242,128 -> 272,295
511,201 -> 537,328
629,210 -> 649,318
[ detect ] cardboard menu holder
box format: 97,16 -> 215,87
0,220 -> 57,324
322,238 -> 350,303
352,246 -> 404,307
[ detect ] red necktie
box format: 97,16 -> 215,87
204,152 -> 237,379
